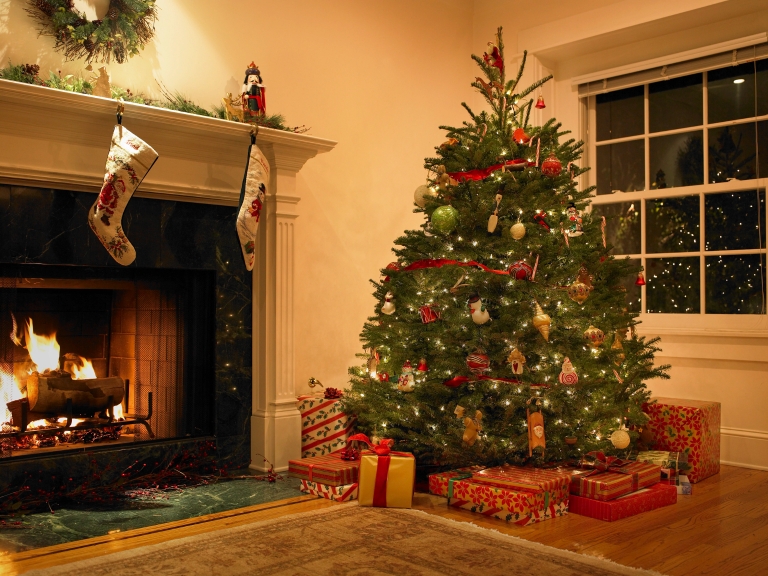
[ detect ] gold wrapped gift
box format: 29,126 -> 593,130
357,451 -> 416,508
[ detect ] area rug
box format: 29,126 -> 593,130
26,503 -> 665,576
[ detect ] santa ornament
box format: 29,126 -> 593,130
526,398 -> 546,457
558,357 -> 578,385
236,129 -> 271,271
88,112 -> 158,266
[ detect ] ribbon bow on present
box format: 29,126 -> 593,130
348,433 -> 395,456
324,387 -> 343,400
578,451 -> 630,473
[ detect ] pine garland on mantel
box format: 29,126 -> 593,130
25,0 -> 158,64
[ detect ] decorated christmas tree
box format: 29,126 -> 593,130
342,29 -> 668,469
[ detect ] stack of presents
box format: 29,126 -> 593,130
288,393 -> 720,522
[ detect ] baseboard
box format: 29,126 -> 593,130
721,427 -> 768,470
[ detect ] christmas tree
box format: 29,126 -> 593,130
342,29 -> 668,469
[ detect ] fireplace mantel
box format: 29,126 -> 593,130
0,79 -> 335,205
0,79 -> 337,471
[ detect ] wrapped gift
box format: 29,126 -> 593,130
568,452 -> 660,501
447,478 -> 567,526
569,482 -> 677,521
471,465 -> 571,511
663,474 -> 692,495
300,479 -> 358,502
428,465 -> 487,498
632,450 -> 689,478
287,452 -> 359,487
643,398 -> 720,483
352,434 -> 415,508
297,394 -> 355,458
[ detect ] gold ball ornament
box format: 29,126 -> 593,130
584,325 -> 605,348
532,301 -> 551,342
414,184 -> 436,208
510,222 -> 526,240
567,279 -> 591,305
610,429 -> 631,449
611,332 -> 626,365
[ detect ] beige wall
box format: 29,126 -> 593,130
2,0 -> 767,468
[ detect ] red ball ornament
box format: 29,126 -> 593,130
512,128 -> 531,144
419,305 -> 441,324
378,372 -> 390,382
541,153 -> 563,177
466,351 -> 490,375
508,260 -> 533,281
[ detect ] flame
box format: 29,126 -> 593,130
1,369 -> 22,424
69,356 -> 97,380
24,319 -> 60,373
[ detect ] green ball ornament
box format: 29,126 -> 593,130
431,205 -> 459,234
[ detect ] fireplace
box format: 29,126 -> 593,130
0,263 -> 216,453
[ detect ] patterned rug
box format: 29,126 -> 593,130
27,503 -> 664,576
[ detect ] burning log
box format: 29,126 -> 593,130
8,373 -> 124,423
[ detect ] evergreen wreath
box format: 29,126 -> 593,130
25,0 -> 157,64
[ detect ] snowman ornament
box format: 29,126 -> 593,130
381,291 -> 396,315
566,203 -> 584,237
468,293 -> 491,325
397,360 -> 416,392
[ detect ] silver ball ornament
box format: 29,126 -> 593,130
414,185 -> 435,208
510,222 -> 526,240
610,429 -> 631,449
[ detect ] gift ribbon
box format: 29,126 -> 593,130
447,159 -> 531,182
373,455 -> 391,507
348,433 -> 395,455
578,451 -> 640,492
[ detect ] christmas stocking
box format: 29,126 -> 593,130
236,134 -> 270,271
88,124 -> 158,266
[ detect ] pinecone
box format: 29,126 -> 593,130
36,0 -> 55,16
107,6 -> 119,19
83,38 -> 94,51
114,43 -> 126,63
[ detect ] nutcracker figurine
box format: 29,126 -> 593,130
243,62 -> 266,116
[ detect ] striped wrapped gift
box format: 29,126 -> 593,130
287,452 -> 359,487
428,466 -> 487,498
569,461 -> 661,501
300,479 -> 358,502
297,395 -> 355,458
569,482 -> 677,521
447,477 -> 567,526
470,465 -> 571,510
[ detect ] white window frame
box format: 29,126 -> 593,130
580,59 -> 768,335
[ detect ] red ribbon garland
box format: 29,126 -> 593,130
447,159 -> 531,182
443,374 -> 522,388
403,258 -> 510,276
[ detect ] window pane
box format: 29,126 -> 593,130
591,202 -> 641,254
705,190 -> 766,251
649,73 -> 702,133
649,131 -> 703,189
758,58 -> 768,117
596,86 -> 644,141
708,123 -> 757,183
759,119 -> 768,178
623,258 -> 642,313
706,254 -> 766,314
596,140 -> 645,195
646,257 -> 701,313
708,62 -> 756,123
646,196 -> 699,253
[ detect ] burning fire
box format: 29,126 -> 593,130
1,370 -> 22,425
24,318 -> 60,373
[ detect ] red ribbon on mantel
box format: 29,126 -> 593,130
447,159 -> 532,182
402,258 -> 511,276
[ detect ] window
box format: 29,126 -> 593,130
585,55 -> 767,317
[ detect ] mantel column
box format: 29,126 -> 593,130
250,138 -> 335,472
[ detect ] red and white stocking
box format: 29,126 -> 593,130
236,138 -> 270,271
88,125 -> 158,266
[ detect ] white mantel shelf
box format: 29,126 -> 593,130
0,78 -> 336,472
0,78 -> 336,205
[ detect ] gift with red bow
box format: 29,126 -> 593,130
567,451 -> 661,501
350,433 -> 415,508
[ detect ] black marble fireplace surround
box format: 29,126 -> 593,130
0,185 -> 252,500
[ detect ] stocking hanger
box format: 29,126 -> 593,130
116,99 -> 125,125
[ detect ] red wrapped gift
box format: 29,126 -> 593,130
569,452 -> 660,501
643,398 -> 720,483
569,482 -> 677,521
428,466 -> 486,498
297,395 -> 356,458
287,451 -> 359,486
447,477 -> 567,526
471,465 -> 571,510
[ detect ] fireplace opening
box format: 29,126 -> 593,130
0,263 -> 215,457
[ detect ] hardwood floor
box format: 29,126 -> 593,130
1,464 -> 766,576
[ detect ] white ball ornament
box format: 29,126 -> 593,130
610,429 -> 631,449
414,185 -> 436,208
510,222 -> 526,240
